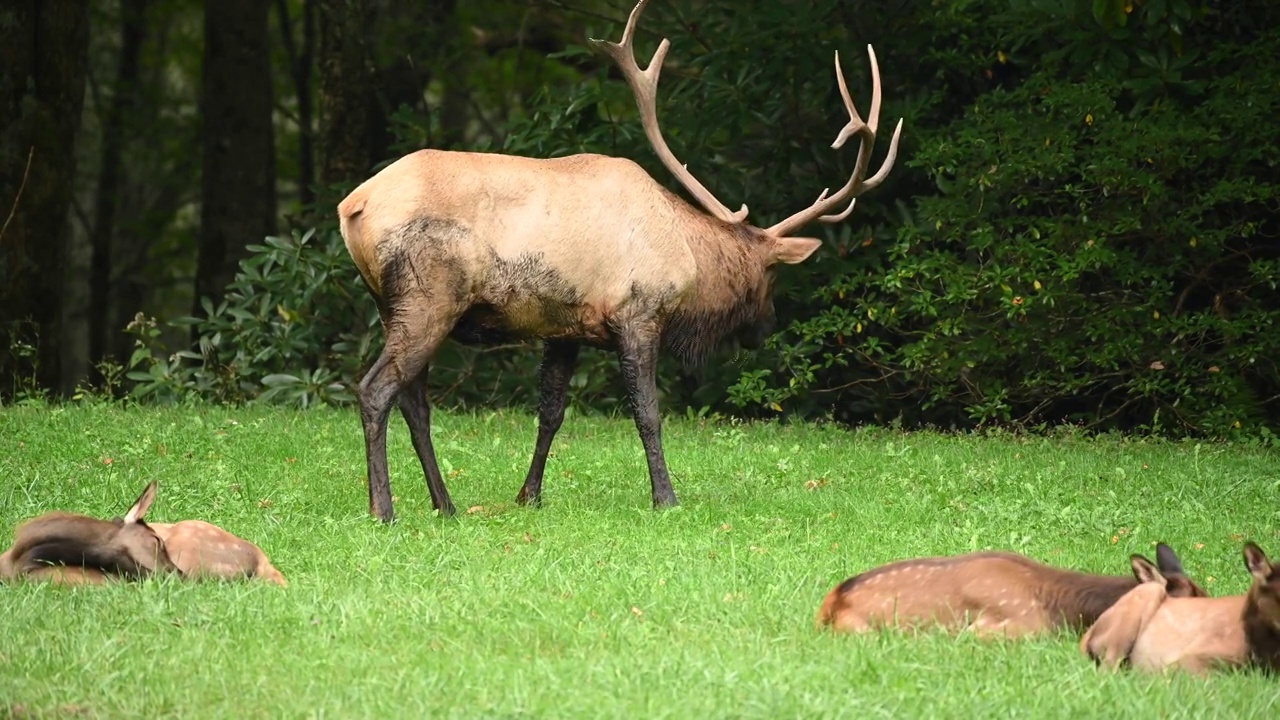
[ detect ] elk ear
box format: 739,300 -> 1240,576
123,481 -> 159,525
1130,554 -> 1165,585
772,236 -> 822,265
1154,543 -> 1187,576
1243,542 -> 1273,582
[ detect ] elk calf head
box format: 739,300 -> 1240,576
1081,542 -> 1278,674
1243,542 -> 1280,672
0,482 -> 178,585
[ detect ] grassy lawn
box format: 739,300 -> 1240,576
1,403 -> 1278,718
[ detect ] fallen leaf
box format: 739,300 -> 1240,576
258,498 -> 273,509
630,606 -> 644,618
101,457 -> 113,465
1195,543 -> 1205,550
1111,535 -> 1119,544
1149,361 -> 1165,370
466,505 -> 485,515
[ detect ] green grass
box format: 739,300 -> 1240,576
1,403 -> 1278,719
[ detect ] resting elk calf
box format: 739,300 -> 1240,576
1081,542 -> 1280,674
146,520 -> 288,586
816,543 -> 1206,637
337,0 -> 903,521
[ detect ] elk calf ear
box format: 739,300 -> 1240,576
1154,543 -> 1187,576
772,237 -> 822,265
123,481 -> 159,525
1130,554 -> 1165,585
1243,542 -> 1274,581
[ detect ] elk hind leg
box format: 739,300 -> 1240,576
360,313 -> 452,523
516,340 -> 580,507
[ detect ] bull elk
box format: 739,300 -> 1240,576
1081,542 -> 1280,674
0,482 -> 178,585
337,0 -> 903,521
816,543 -> 1206,637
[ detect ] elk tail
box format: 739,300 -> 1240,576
815,585 -> 844,629
337,187 -> 381,297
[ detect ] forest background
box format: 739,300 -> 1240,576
2,0 -> 1277,439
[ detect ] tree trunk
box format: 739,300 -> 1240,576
0,0 -> 92,397
316,0 -> 376,194
91,0 -> 149,371
195,0 -> 276,319
275,0 -> 317,212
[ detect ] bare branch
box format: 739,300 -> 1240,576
0,147 -> 35,244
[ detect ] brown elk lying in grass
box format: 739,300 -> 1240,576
337,0 -> 904,522
0,482 -> 178,585
147,520 -> 288,586
1,482 -> 287,587
1081,542 -> 1280,674
816,543 -> 1206,638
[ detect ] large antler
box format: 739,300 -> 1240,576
766,47 -> 904,238
590,0 -> 749,224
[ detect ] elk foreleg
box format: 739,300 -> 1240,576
516,340 -> 581,507
617,328 -> 678,508
399,372 -> 457,516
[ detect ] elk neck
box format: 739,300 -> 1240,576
664,219 -> 771,368
1036,569 -> 1137,630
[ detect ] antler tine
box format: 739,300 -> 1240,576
766,44 -> 902,238
820,197 -> 857,223
830,52 -> 864,149
589,0 -> 748,224
861,118 -> 904,192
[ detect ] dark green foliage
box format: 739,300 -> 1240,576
725,0 -> 1280,436
126,227 -> 375,406
117,0 -> 1280,437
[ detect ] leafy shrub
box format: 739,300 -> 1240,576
736,27 -> 1280,435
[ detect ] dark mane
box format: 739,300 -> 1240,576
1035,569 -> 1136,630
665,222 -> 772,369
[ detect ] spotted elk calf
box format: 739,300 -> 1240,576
336,0 -> 903,522
816,543 -> 1205,638
146,520 -> 288,586
1081,542 -> 1280,674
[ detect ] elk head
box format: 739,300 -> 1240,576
589,0 -> 903,350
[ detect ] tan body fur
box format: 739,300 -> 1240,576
1081,542 -> 1280,674
818,544 -> 1203,638
149,520 -> 287,586
341,151 -> 712,345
